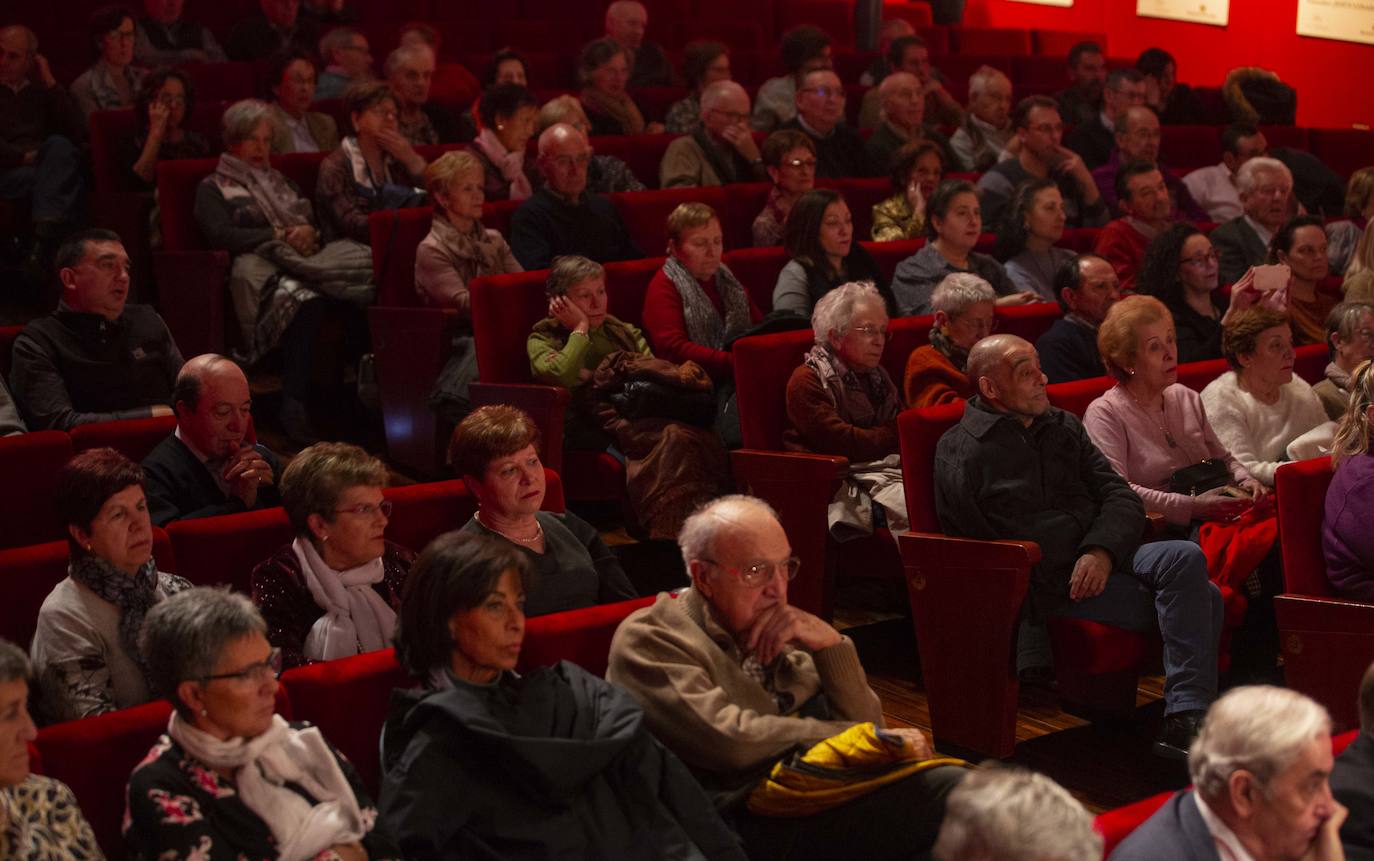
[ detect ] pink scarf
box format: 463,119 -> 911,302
473,128 -> 532,201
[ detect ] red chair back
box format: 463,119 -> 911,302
69,415 -> 179,463
369,206 -> 435,308
1275,457 -> 1335,597
1047,375 -> 1113,418
177,61 -> 256,101
1093,790 -> 1174,857
720,181 -> 772,249
1034,29 -> 1106,57
610,186 -> 727,256
166,507 -> 295,594
470,271 -> 551,383
1310,128 -> 1374,180
897,401 -> 968,533
0,431 -> 73,549
954,28 -> 1033,55
517,595 -> 657,676
156,157 -> 220,252
88,109 -> 137,194
719,246 -> 790,312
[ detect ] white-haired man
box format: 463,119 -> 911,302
659,81 -> 765,188
604,0 -> 670,89
608,494 -> 966,861
314,26 -> 372,99
949,65 -> 1013,172
1211,156 -> 1296,285
386,43 -> 460,145
934,767 -> 1101,861
1111,686 -> 1347,860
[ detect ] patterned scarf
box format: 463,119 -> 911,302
580,87 -> 646,135
661,256 -> 751,351
929,326 -> 970,373
1326,362 -> 1353,392
68,554 -> 161,677
212,152 -> 313,229
427,211 -> 507,275
802,343 -> 901,429
472,128 -> 533,200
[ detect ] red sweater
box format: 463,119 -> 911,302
641,268 -> 763,382
903,345 -> 973,408
1093,218 -> 1153,294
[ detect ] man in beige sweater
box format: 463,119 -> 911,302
607,495 -> 965,860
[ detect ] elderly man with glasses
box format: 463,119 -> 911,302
660,80 -> 766,188
781,68 -> 867,179
1065,67 -> 1147,170
608,493 -> 966,861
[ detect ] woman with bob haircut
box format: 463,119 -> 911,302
379,533 -> 745,860
467,83 -> 539,202
577,38 -> 661,137
904,273 -> 996,408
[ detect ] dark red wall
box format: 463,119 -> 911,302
963,0 -> 1373,129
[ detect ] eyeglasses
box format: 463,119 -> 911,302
709,108 -> 749,124
548,154 -> 592,169
701,557 -> 801,588
1181,251 -> 1219,267
334,500 -> 393,519
849,324 -> 889,340
200,647 -> 282,684
782,157 -> 817,171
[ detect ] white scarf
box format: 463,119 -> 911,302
168,713 -> 365,861
472,128 -> 533,200
291,537 -> 395,662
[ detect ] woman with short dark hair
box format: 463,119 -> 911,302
31,448 -> 191,723
468,83 -> 539,201
871,141 -> 943,243
71,5 -> 146,123
752,129 -> 816,247
773,189 -> 891,319
125,67 -> 208,191
1268,214 -> 1337,346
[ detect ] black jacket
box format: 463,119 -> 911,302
1333,730 -> 1374,860
379,662 -> 747,860
141,433 -> 283,527
780,117 -> 869,180
1035,316 -> 1105,385
1065,113 -> 1115,170
509,186 -> 642,271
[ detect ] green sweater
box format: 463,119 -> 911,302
526,315 -> 651,389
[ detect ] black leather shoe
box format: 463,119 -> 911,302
1154,709 -> 1206,760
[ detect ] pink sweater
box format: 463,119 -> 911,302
1083,383 -> 1253,525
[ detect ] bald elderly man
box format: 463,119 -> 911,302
141,354 -> 282,526
604,0 -> 671,89
659,81 -> 766,188
608,494 -> 966,861
933,334 -> 1222,759
864,70 -> 955,179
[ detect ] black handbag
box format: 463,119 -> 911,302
609,380 -> 717,428
1168,458 -> 1231,496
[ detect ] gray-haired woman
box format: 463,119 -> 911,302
0,639 -> 102,858
1314,302 -> 1374,420
193,98 -> 374,439
903,273 -> 996,408
125,588 -> 403,861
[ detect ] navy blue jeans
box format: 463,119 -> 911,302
0,135 -> 84,224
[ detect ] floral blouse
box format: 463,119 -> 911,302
0,775 -> 102,860
124,727 -> 402,861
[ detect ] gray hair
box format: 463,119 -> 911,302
318,26 -> 362,65
545,255 -> 605,297
931,273 -> 996,317
811,281 -> 885,344
0,639 -> 29,684
933,766 -> 1102,861
678,494 -> 780,570
140,588 -> 268,719
967,65 -> 1009,100
1236,156 -> 1292,197
221,99 -> 277,148
1190,685 -> 1331,803
700,80 -> 746,114
1326,301 -> 1374,352
385,42 -> 433,78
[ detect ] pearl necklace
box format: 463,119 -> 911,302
476,511 -> 544,545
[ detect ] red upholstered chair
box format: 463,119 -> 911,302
367,305 -> 462,476
635,87 -> 688,124
866,239 -> 925,281
611,185 -> 727,253
718,246 -> 790,311
1034,30 -> 1106,57
88,109 -> 138,194
482,198 -> 520,239
992,301 -> 1063,344
777,0 -> 856,44
1046,375 -> 1113,418
1310,129 -> 1374,180
954,28 -> 1033,56
1160,126 -> 1223,172
828,178 -> 891,242
166,507 -> 295,594
69,415 -> 179,463
831,50 -> 877,87
177,61 -> 256,101
1261,125 -> 1310,153
518,595 -> 657,676
1094,790 -> 1174,856
1011,55 -> 1069,96
0,431 -> 73,550
720,182 -> 772,249
370,206 -> 434,308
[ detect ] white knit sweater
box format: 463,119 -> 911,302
1199,371 -> 1328,485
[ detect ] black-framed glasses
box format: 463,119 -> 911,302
701,557 -> 801,588
334,500 -> 393,519
200,647 -> 282,684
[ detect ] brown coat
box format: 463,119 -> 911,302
903,345 -> 973,409
782,364 -> 898,462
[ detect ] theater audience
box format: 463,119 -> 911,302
536,95 -> 646,194
1272,214 -> 1338,346
124,68 -> 208,191
607,495 -> 966,860
227,0 -> 316,61
660,81 -> 765,188
1325,359 -> 1374,601
936,334 -> 1220,756
135,0 -> 226,65
195,99 -> 372,440
1201,307 -> 1330,486
752,25 -> 831,133
388,43 -> 462,146
871,141 -> 943,243
467,83 -> 538,200
511,123 -> 641,270
1036,253 -> 1120,384
483,46 -> 528,89
1315,303 -> 1374,419
1182,123 -> 1270,223
933,767 -> 1101,861
1212,156 -> 1295,285
314,27 -> 371,100
142,354 -> 282,526
267,50 -> 340,154
604,0 -> 671,89
1137,223 -> 1226,363
773,189 -> 890,319
316,81 -> 427,244
643,202 -> 761,383
949,65 -> 1013,172
381,532 -> 738,858
1094,161 -> 1181,293
1092,106 -> 1206,221
1332,660 -> 1374,854
70,5 -> 145,125
1110,686 -> 1345,859
31,448 -> 191,723
998,177 -> 1074,302
1328,167 -> 1374,275
11,229 -> 181,431
781,68 -> 866,180
904,273 -> 995,408
664,40 -> 730,134
251,443 -> 411,669
753,129 -> 815,247
1054,40 -> 1105,127
891,179 -> 1030,317
978,95 -> 1107,231
864,71 -> 955,180
0,640 -> 101,856
416,150 -> 521,309
0,380 -> 23,436
452,406 -> 636,616
861,35 -> 962,130
1136,47 -> 1204,125
126,587 -> 402,860
1065,68 -> 1145,170
578,38 -> 657,137
785,282 -> 907,536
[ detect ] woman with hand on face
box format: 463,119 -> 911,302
453,405 -> 635,617
752,130 -> 816,248
126,588 -> 402,861
577,38 -> 664,137
1268,215 -> 1338,346
250,443 -> 413,670
30,449 -> 191,724
773,189 -> 892,319
1138,224 -> 1227,364
871,141 -> 943,243
891,179 -> 1036,317
903,273 -> 996,408
998,178 -> 1074,302
71,5 -> 146,124
467,83 -> 539,202
127,68 -> 208,191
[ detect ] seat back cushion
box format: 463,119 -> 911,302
897,401 -> 968,533
1275,456 -> 1335,597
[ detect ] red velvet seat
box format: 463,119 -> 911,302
177,61 -> 257,101
0,431 -> 73,550
634,87 -> 688,125
1160,125 -> 1224,172
69,415 -> 179,463
368,305 -> 462,475
611,185 -> 727,253
717,246 -> 793,310
166,507 -> 295,594
518,595 -> 657,676
828,177 -> 891,242
1310,128 -> 1374,180
370,206 -> 434,308
954,28 -> 1033,56
1034,29 -> 1107,57
1011,55 -> 1069,95
719,181 -> 772,249
777,0 -> 856,44
382,471 -> 565,552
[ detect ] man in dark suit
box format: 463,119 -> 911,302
1210,156 -> 1294,285
1333,661 -> 1374,859
142,354 -> 282,526
1112,686 -> 1347,860
1065,68 -> 1145,170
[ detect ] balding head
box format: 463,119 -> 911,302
173,355 -> 253,458
0,26 -> 38,87
679,495 -> 792,636
1115,104 -> 1161,163
878,71 -> 925,132
967,335 -> 1049,425
700,79 -> 750,139
538,123 -> 591,199
967,66 -> 1012,128
605,0 -> 648,49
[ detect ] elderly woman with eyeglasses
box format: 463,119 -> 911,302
904,273 -> 996,408
784,281 -> 908,537
126,588 -> 403,861
250,443 -> 414,670
1314,302 -> 1374,420
752,130 -> 816,248
70,4 -> 146,124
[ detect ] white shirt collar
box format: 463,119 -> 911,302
1100,109 -> 1115,132
1243,214 -> 1275,246
1194,793 -> 1260,861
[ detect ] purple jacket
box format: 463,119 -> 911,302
1324,452 -> 1374,601
1091,150 -> 1209,222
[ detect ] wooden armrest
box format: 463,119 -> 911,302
900,532 -> 1043,569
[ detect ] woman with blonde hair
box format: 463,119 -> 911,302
1324,359 -> 1374,599
1328,165 -> 1374,275
415,150 -> 522,309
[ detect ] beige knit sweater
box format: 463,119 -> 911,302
607,588 -> 884,786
